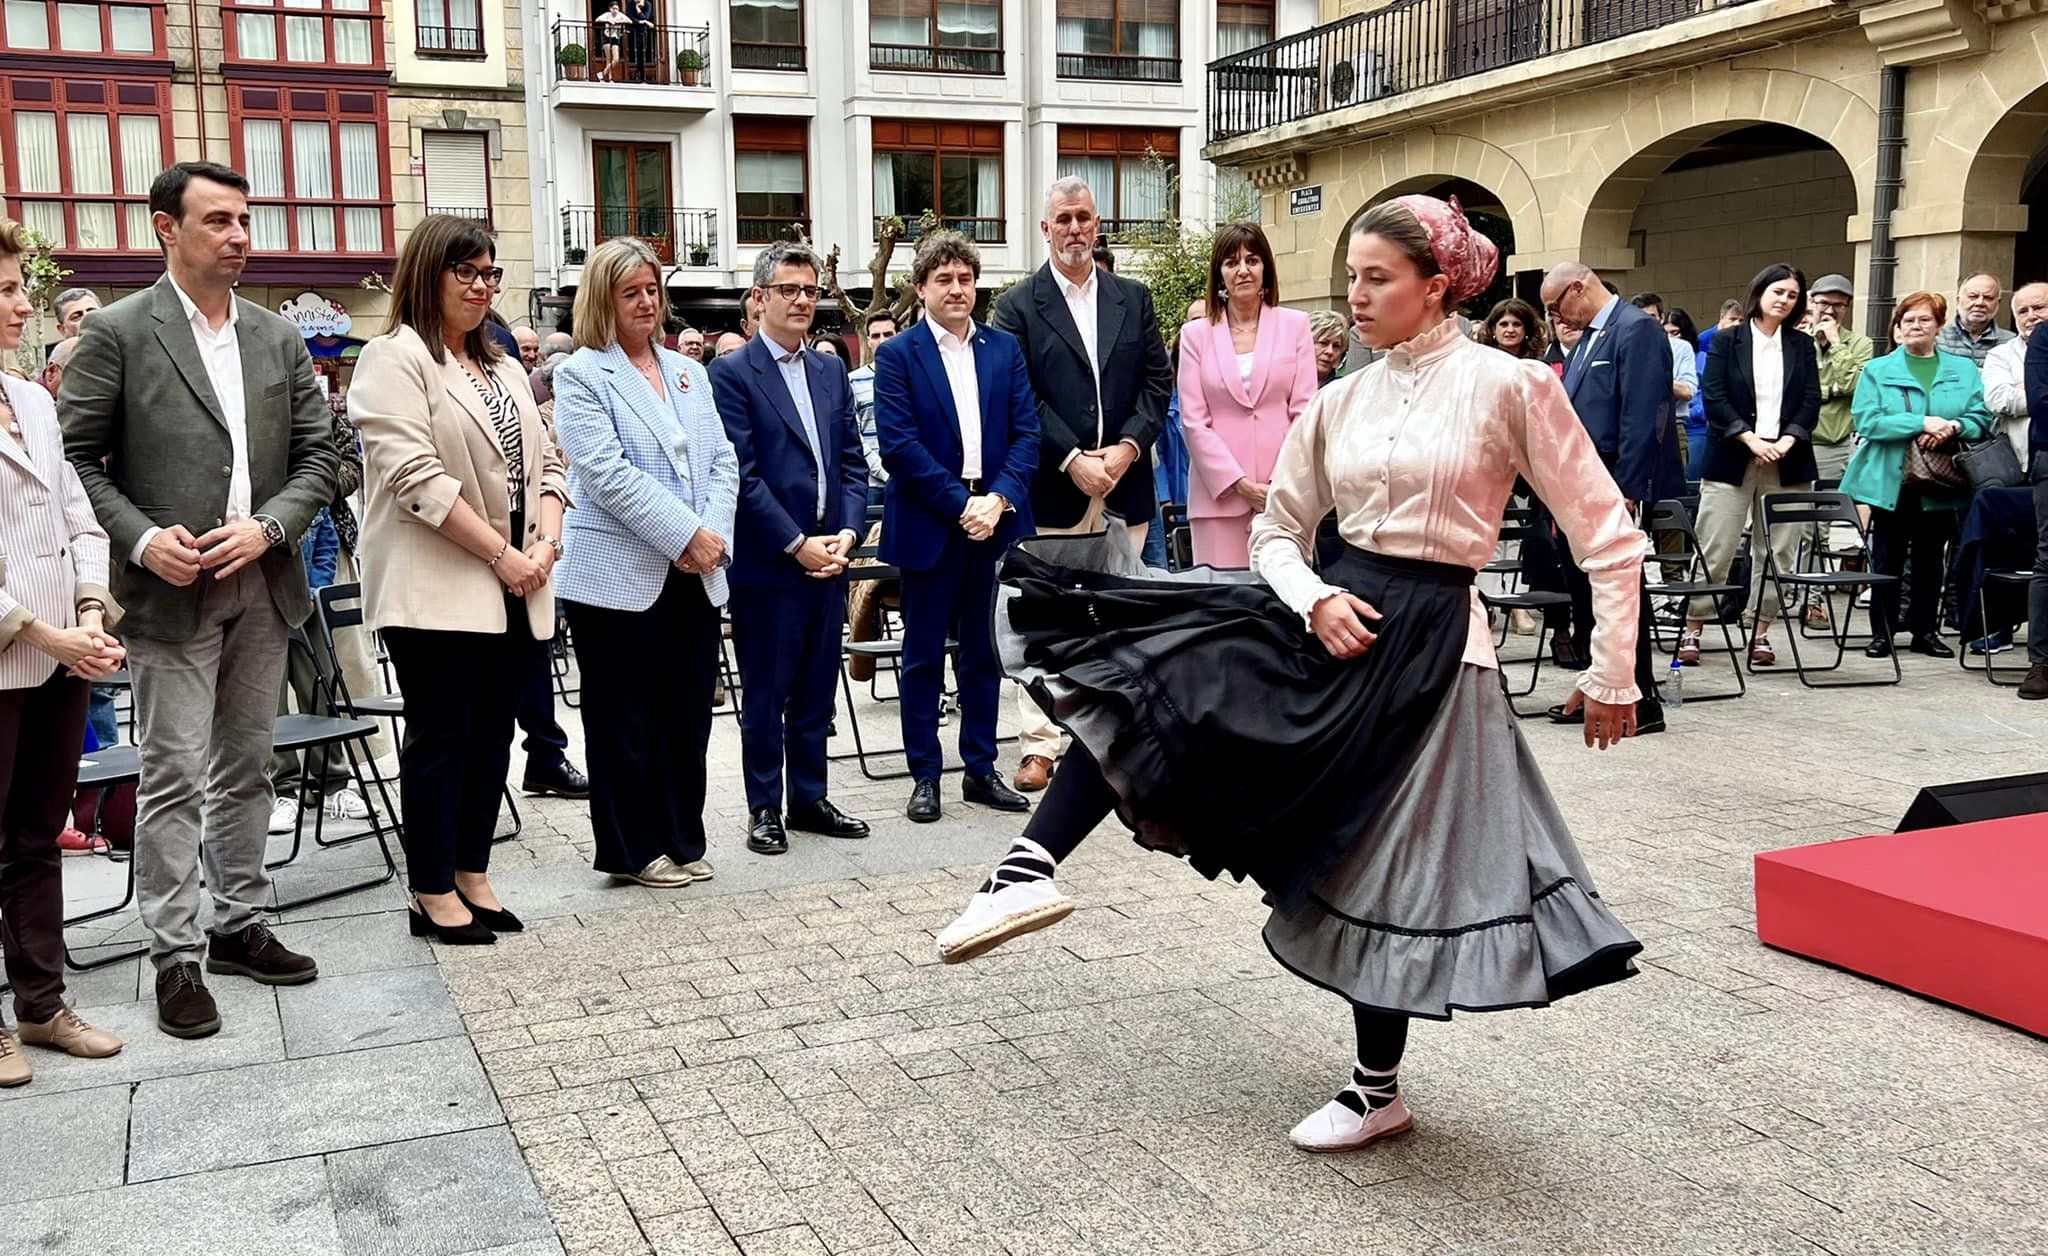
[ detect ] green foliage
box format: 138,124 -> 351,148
13,226 -> 69,374
677,48 -> 705,71
1112,153 -> 1262,349
557,42 -> 587,67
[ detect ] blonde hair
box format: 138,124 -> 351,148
574,237 -> 669,350
0,218 -> 32,263
1307,309 -> 1349,345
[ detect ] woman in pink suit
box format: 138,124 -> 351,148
1179,223 -> 1318,569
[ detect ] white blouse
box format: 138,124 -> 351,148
1750,319 -> 1784,441
1249,318 -> 1647,705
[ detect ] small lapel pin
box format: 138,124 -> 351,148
677,371 -> 690,392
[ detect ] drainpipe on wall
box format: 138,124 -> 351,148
1865,64 -> 1907,354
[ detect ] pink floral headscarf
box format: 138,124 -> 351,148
1390,194 -> 1499,303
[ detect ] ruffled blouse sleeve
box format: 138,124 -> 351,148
1509,361 -> 1645,705
1249,380 -> 1345,624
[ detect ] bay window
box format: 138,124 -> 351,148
1056,126 -> 1177,236
226,0 -> 380,67
232,84 -> 390,256
872,119 -> 1003,243
1,75 -> 167,251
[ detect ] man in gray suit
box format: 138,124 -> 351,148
62,161 -> 338,1039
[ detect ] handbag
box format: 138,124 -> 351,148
1955,436 -> 2024,492
1901,438 -> 1966,493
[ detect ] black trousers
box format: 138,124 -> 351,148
1869,495 -> 1957,640
2031,474 -> 2048,666
567,574 -> 721,875
382,603 -> 537,895
0,668 -> 87,1024
516,643 -> 570,776
1560,559 -> 1662,714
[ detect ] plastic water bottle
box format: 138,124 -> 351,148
1665,655 -> 1684,709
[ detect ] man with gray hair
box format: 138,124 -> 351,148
1938,272 -> 2015,363
709,240 -> 873,854
53,287 -> 99,339
39,336 -> 78,397
990,176 -> 1171,792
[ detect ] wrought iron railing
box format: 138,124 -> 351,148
551,20 -> 712,85
1208,0 -> 1758,142
1098,218 -> 1175,241
869,43 -> 1002,73
877,214 -> 1005,244
417,18 -> 482,55
738,216 -> 812,245
732,39 -> 805,70
426,204 -> 491,224
562,206 -> 719,266
1057,50 -> 1178,82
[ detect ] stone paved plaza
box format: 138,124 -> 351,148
8,638 -> 2048,1256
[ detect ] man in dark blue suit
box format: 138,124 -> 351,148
709,242 -> 873,854
874,233 -> 1040,823
1539,263 -> 1677,733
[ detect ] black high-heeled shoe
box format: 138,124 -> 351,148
457,891 -> 523,933
407,903 -> 495,945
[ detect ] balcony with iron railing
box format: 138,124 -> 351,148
877,214 -> 1006,245
870,42 -> 1003,73
562,205 -> 719,268
1058,49 -> 1178,82
738,215 -> 813,245
427,204 -> 492,225
551,20 -> 712,87
732,38 -> 805,71
1207,0 -> 1766,143
417,14 -> 483,56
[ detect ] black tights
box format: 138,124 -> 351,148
1354,1005 -> 1408,1071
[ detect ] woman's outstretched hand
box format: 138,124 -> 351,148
1310,591 -> 1382,659
1559,690 -> 1635,749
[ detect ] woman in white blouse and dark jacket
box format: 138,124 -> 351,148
1683,264 -> 1821,668
352,215 -> 569,945
0,218 -> 128,1083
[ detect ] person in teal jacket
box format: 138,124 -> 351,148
1840,291 -> 1994,659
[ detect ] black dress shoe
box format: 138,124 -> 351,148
786,799 -> 870,840
1633,705 -> 1667,736
1550,637 -> 1587,671
906,780 -> 942,823
1545,702 -> 1585,725
963,773 -> 1031,812
408,905 -> 496,945
748,807 -> 789,855
1865,636 -> 1893,658
522,760 -> 591,799
206,922 -> 318,985
1908,634 -> 1955,659
457,891 -> 524,933
156,962 -> 221,1038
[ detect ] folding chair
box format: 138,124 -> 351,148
548,608 -> 580,709
1643,500 -> 1746,701
1960,570 -> 2039,687
1754,492 -> 1901,687
62,747 -> 148,973
1479,516 -> 1573,717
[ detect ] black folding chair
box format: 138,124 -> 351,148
61,747 -> 148,973
1479,515 -> 1574,718
1755,492 -> 1902,687
1643,500 -> 1746,701
1960,570 -> 2039,687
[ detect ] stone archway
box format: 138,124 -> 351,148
1320,130 -> 1543,298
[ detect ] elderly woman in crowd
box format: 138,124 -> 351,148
352,214 -> 568,945
553,238 -> 737,889
0,219 -> 128,1084
1307,309 -> 1350,387
1477,297 -> 1549,362
1682,263 -> 1821,668
1842,290 -> 1994,660
1179,223 -> 1317,569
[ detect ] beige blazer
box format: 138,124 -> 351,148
0,374 -> 123,690
350,324 -> 568,637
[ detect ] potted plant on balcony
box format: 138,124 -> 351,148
564,245 -> 587,265
557,42 -> 588,80
687,240 -> 711,266
677,47 -> 705,86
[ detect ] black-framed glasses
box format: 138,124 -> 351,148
768,283 -> 822,302
449,262 -> 506,288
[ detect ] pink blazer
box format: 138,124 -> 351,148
1178,306 -> 1317,521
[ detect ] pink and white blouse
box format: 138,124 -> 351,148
1249,318 -> 1646,705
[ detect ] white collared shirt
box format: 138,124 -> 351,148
1053,264 -> 1105,469
756,329 -> 828,539
131,277 -> 250,565
933,320 -> 983,480
1750,319 -> 1784,441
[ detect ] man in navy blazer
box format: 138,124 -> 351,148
875,233 -> 1040,822
708,241 -> 873,854
1540,263 -> 1675,733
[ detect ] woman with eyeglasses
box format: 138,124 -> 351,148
351,215 -> 569,944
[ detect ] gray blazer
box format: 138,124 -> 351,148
59,274 -> 340,642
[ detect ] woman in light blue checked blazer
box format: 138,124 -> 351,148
553,237 -> 738,889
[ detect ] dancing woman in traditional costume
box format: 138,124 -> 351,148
936,195 -> 1647,1151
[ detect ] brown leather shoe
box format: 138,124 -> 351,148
0,1029 -> 29,1087
18,1006 -> 124,1059
1013,755 -> 1055,793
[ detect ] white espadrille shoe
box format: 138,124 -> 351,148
935,878 -> 1074,964
1288,1094 -> 1414,1152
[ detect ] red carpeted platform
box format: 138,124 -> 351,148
1754,813 -> 2048,1037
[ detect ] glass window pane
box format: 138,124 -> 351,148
243,119 -> 286,196
75,202 -> 117,248
66,113 -> 113,195
736,151 -> 803,195
296,205 -> 336,252
18,202 -> 65,247
237,12 -> 276,57
284,14 -> 322,60
937,1 -> 997,48
5,0 -> 48,49
13,113 -> 61,193
333,17 -> 370,62
732,0 -> 800,42
111,5 -> 152,50
56,2 -> 99,50
118,115 -> 161,195
344,206 -> 382,252
124,201 -> 152,248
337,122 -> 379,199
879,151 -> 934,216
333,0 -> 371,9
250,204 -> 289,251
291,121 -> 333,198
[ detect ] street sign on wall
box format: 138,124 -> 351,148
1289,186 -> 1323,217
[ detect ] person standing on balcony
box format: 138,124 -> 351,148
990,176 -> 1172,794
596,2 -> 630,82
1938,273 -> 2014,366
625,0 -> 657,81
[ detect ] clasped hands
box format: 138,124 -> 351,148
1740,432 -> 1797,465
674,528 -> 727,575
27,608 -> 125,681
142,519 -> 275,587
1067,442 -> 1138,499
492,538 -> 556,597
1916,416 -> 1963,449
795,531 -> 858,579
959,494 -> 1005,542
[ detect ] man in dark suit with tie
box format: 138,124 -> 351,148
990,176 -> 1172,792
1538,263 -> 1677,734
874,232 -> 1040,823
709,241 -> 872,854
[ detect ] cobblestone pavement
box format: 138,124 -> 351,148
14,640 -> 2048,1256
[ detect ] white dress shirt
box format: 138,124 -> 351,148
1749,319 -> 1784,441
131,277 -> 250,565
1053,265 -> 1104,471
933,320 -> 983,480
1982,335 -> 2031,460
